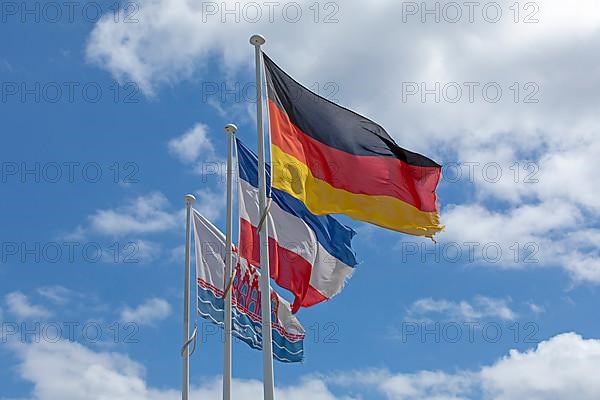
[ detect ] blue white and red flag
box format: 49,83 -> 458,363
236,139 -> 358,313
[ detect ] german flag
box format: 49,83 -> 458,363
264,53 -> 443,238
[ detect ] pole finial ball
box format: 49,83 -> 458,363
184,194 -> 196,204
250,34 -> 266,46
224,124 -> 238,134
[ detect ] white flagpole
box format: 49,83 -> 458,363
250,34 -> 276,400
182,194 -> 196,400
223,123 -> 237,400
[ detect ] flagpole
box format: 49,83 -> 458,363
223,123 -> 237,400
182,194 -> 196,400
250,33 -> 276,400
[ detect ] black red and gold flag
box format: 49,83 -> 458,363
263,53 -> 443,238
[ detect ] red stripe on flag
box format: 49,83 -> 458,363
239,218 -> 327,312
269,99 -> 441,213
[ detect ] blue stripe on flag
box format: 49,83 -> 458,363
236,138 -> 358,268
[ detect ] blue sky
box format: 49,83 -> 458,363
2,1 -> 600,399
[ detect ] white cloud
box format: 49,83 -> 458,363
331,369 -> 476,400
440,201 -> 600,282
480,333 -> 600,400
66,191 -> 224,264
168,123 -> 214,164
528,303 -> 545,315
193,187 -> 225,221
407,296 -> 517,322
533,141 -> 600,212
85,0 -> 600,284
14,340 -> 177,400
84,0 -> 600,147
63,194 -> 185,266
168,244 -> 186,265
5,291 -> 52,320
380,371 -> 474,400
9,339 -> 349,400
120,298 -> 172,326
332,333 -> 600,400
62,225 -> 87,242
129,239 -> 163,264
7,331 -> 600,399
190,376 -> 351,400
88,192 -> 178,237
167,122 -> 227,187
101,239 -> 163,265
36,286 -> 74,306
450,138 -> 600,214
